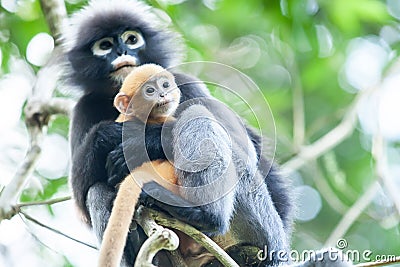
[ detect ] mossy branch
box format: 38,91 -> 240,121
135,206 -> 240,267
134,206 -> 181,267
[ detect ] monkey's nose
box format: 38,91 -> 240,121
117,50 -> 128,56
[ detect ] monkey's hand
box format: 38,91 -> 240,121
106,121 -> 175,186
138,181 -> 225,235
92,121 -> 123,149
106,143 -> 130,186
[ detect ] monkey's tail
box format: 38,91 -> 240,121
97,175 -> 141,267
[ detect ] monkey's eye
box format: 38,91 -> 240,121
162,81 -> 170,88
99,40 -> 113,50
145,87 -> 155,95
121,31 -> 145,49
126,35 -> 137,45
92,37 -> 114,56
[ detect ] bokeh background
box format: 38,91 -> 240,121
0,0 -> 399,266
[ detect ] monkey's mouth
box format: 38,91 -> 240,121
113,62 -> 136,72
156,100 -> 172,107
110,58 -> 138,83
111,55 -> 138,73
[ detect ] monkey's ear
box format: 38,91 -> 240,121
114,92 -> 131,115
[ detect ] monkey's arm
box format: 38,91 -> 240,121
105,121 -> 174,186
138,182 -> 231,233
70,94 -> 121,221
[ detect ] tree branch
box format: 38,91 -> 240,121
312,163 -> 348,215
0,97 -> 74,221
25,97 -> 75,126
0,0 -> 69,222
135,206 -> 180,267
291,63 -> 305,151
0,123 -> 44,220
19,211 -> 97,250
282,94 -> 359,172
137,207 -> 240,267
325,181 -> 379,246
17,196 -> 71,208
38,0 -> 67,43
0,194 -> 95,249
372,133 -> 400,215
326,116 -> 400,246
0,196 -> 72,224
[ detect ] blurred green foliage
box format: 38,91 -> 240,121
1,0 -> 399,265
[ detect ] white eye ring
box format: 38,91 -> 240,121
158,78 -> 170,89
144,86 -> 156,96
121,31 -> 145,49
92,37 -> 114,56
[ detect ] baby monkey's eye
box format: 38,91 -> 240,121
145,87 -> 155,95
162,81 -> 170,88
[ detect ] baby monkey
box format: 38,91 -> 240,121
114,63 -> 180,124
98,64 -> 181,267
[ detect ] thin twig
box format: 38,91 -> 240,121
0,194 -> 71,221
140,207 -> 239,267
282,95 -> 359,172
372,133 -> 400,215
1,196 -> 93,249
19,211 -> 97,250
291,64 -> 305,150
322,153 -> 359,202
17,196 -> 72,208
324,181 -> 379,246
312,163 -> 348,214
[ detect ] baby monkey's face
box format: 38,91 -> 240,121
134,73 -> 180,119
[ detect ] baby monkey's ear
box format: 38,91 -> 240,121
114,92 -> 132,115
